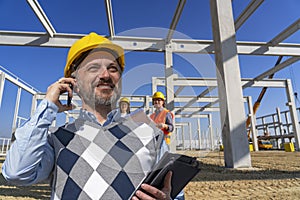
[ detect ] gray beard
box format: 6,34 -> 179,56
81,89 -> 119,108
77,81 -> 120,108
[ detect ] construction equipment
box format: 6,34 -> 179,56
258,140 -> 273,150
246,56 -> 283,141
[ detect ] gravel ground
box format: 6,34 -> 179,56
0,150 -> 299,200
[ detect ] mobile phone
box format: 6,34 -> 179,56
67,83 -> 73,106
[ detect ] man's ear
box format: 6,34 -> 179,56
71,72 -> 79,93
73,83 -> 79,94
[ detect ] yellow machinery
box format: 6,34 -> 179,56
246,56 -> 283,141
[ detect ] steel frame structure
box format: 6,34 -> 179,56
0,0 -> 299,168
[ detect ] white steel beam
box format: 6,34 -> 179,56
1,31 -> 300,56
174,86 -> 185,97
12,87 -> 22,132
269,19 -> 300,45
186,101 -> 219,118
246,96 -> 259,151
208,114 -> 214,149
172,39 -> 300,56
285,79 -> 300,151
174,96 -> 219,103
197,118 -> 201,149
254,57 -> 300,81
176,114 -> 208,118
154,76 -> 287,88
242,78 -> 287,88
26,0 -> 56,37
105,0 -> 115,37
0,72 -> 5,110
0,31 -> 83,48
234,0 -> 264,31
175,86 -> 216,114
210,0 -> 251,168
165,45 -> 176,152
0,70 -> 37,94
173,107 -> 219,113
166,0 -> 186,43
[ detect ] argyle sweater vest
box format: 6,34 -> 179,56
49,118 -> 163,200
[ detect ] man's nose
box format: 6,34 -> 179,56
98,67 -> 110,79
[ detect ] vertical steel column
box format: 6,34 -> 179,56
208,114 -> 214,150
165,43 -> 176,152
210,0 -> 251,168
151,77 -> 157,96
272,115 -> 278,135
181,125 -> 185,150
31,94 -> 37,116
175,127 -> 179,149
285,79 -> 300,150
188,122 -> 192,150
12,87 -> 22,133
0,72 -> 5,110
247,96 -> 258,151
276,107 -> 285,145
284,112 -> 291,134
197,118 -> 201,149
144,95 -> 150,115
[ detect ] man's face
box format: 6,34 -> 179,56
153,98 -> 164,109
75,50 -> 122,108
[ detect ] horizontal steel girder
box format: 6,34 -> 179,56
1,31 -> 300,56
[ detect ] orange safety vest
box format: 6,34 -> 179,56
150,109 -> 174,144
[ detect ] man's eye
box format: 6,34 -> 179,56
107,66 -> 118,73
87,65 -> 99,72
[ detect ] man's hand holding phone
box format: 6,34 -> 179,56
45,77 -> 76,113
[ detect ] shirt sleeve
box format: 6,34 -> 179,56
2,99 -> 57,186
165,112 -> 174,132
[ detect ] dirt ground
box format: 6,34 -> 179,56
0,150 -> 299,200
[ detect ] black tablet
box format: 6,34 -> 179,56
131,152 -> 201,199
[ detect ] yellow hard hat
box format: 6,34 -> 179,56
152,91 -> 165,100
119,97 -> 130,104
64,32 -> 125,77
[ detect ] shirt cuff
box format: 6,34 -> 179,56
29,99 -> 58,125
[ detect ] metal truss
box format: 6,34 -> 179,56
1,0 -> 300,167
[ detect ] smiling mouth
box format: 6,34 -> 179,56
97,83 -> 115,89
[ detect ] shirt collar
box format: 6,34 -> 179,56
155,107 -> 164,113
79,108 -> 119,126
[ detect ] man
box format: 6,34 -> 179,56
150,91 -> 174,146
2,32 -> 183,200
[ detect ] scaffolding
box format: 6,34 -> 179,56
0,0 -> 300,168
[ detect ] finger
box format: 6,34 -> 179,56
130,195 -> 139,200
62,83 -> 73,98
57,77 -> 76,84
140,184 -> 166,199
58,104 -> 73,113
163,171 -> 172,191
46,82 -> 73,108
134,188 -> 155,200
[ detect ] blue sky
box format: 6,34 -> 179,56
0,0 -> 299,138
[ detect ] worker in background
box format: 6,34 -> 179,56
150,91 -> 174,146
119,97 -> 130,117
2,32 -> 185,200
